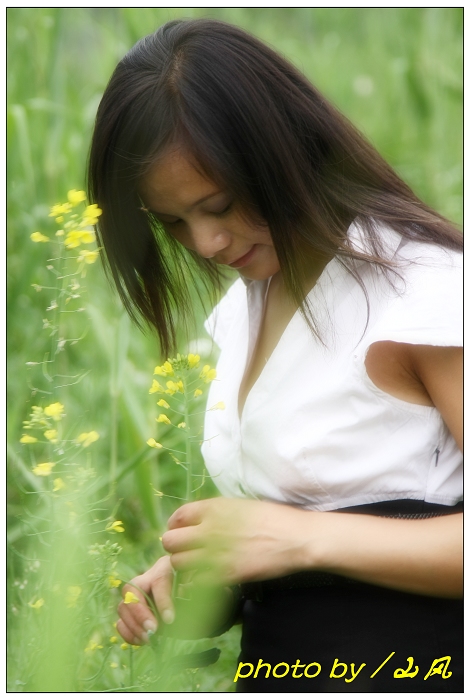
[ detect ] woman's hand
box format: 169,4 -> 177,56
162,498 -> 313,585
162,497 -> 463,598
117,556 -> 174,645
116,553 -> 239,644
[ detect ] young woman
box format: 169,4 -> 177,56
88,19 -> 462,692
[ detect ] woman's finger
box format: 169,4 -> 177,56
170,548 -> 206,572
161,524 -> 201,553
116,618 -> 142,646
117,599 -> 153,643
167,501 -> 206,529
119,581 -> 158,640
150,565 -> 175,625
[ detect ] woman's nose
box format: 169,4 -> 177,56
189,222 -> 231,259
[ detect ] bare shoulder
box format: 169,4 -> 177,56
365,341 -> 462,447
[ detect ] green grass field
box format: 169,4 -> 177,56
7,7 -> 462,692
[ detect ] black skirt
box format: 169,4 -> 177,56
236,500 -> 463,693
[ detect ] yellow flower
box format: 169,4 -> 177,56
65,230 -> 95,249
32,462 -> 55,476
28,598 -> 45,610
64,231 -> 83,248
156,414 -> 171,425
79,230 -> 95,244
157,399 -> 170,409
49,203 -> 71,218
76,431 -> 100,448
52,478 -> 65,492
194,389 -> 203,398
187,353 -> 200,368
177,422 -> 186,429
20,434 -> 37,444
55,229 -> 64,237
110,662 -> 118,668
67,189 -> 86,206
82,204 -> 102,225
154,361 -> 173,377
77,249 -> 99,265
123,592 -> 139,605
147,438 -> 163,449
200,365 -> 217,382
44,429 -> 58,442
85,640 -> 103,653
149,379 -> 164,394
165,380 -> 183,395
44,402 -> 65,421
210,401 -> 226,411
109,575 -> 122,588
120,643 -> 129,650
110,636 -> 118,644
106,520 -> 125,533
66,586 -> 82,608
30,231 -> 50,243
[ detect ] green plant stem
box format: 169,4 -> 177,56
108,392 -> 118,495
184,385 -> 192,503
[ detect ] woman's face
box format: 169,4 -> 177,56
140,148 -> 281,280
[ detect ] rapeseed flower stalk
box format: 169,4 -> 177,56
147,352 -> 218,503
12,191 -> 138,691
142,352 -> 226,680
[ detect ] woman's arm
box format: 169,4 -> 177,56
163,499 -> 462,598
310,342 -> 462,597
304,510 -> 462,598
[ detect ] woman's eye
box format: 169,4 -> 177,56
213,202 -> 233,216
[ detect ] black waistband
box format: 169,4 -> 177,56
241,499 -> 463,599
336,498 -> 463,518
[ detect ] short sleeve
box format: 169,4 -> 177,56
204,278 -> 247,349
363,242 -> 463,354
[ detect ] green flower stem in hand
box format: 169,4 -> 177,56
146,353 -> 223,604
147,353 -> 220,504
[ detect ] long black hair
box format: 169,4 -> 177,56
88,18 -> 462,356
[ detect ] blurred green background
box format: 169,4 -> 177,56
7,7 -> 462,692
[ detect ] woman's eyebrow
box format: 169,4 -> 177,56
150,190 -> 224,218
190,190 -> 223,209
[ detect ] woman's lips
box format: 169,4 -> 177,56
228,245 -> 256,268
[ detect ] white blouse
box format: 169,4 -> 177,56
201,222 -> 463,511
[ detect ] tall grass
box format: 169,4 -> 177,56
7,7 -> 462,692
